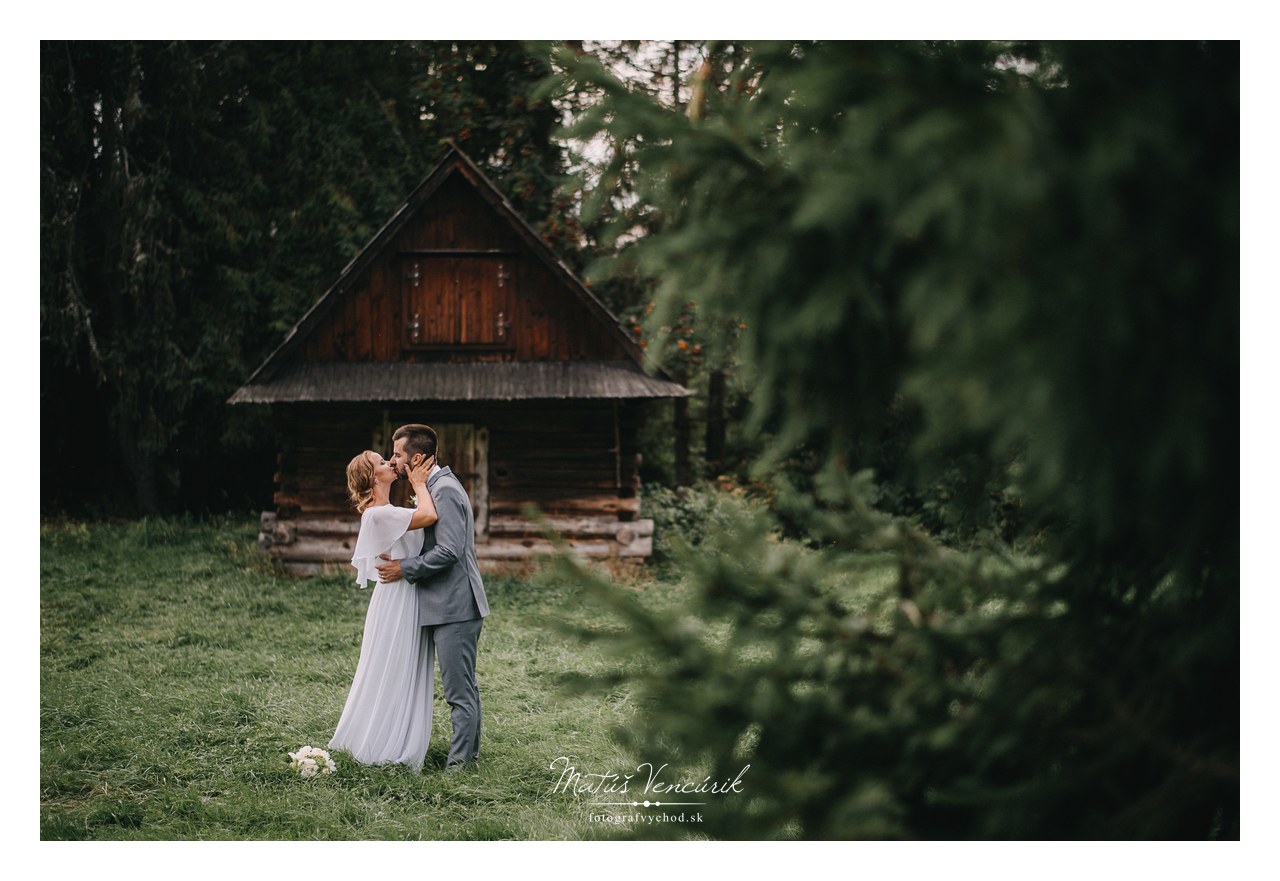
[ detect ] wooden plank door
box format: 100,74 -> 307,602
402,255 -> 514,350
434,423 -> 490,541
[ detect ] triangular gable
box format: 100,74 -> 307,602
235,141 -> 661,391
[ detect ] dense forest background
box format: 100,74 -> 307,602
40,40 -> 1240,840
41,41 -> 578,515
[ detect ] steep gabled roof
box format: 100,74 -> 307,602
230,141 -> 683,402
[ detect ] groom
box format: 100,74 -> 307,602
377,423 -> 489,771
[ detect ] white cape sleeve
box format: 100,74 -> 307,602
351,505 -> 415,588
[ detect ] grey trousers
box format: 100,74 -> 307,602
426,617 -> 483,767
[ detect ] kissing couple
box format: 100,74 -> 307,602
328,423 -> 489,773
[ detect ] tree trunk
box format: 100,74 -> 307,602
673,362 -> 692,487
115,412 -> 163,516
705,367 -> 726,478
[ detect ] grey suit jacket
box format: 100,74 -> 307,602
400,466 -> 490,626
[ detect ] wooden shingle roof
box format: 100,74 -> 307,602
228,360 -> 688,403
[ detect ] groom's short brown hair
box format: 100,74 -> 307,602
392,423 -> 438,461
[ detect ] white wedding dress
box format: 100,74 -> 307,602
329,504 -> 433,770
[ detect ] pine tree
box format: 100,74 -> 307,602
549,40 -> 1238,839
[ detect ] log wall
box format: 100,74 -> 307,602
263,400 -> 655,574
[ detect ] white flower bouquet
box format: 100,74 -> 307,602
288,745 -> 336,778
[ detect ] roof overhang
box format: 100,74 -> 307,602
228,361 -> 691,404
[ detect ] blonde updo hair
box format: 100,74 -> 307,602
346,451 -> 378,513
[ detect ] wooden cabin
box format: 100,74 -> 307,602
229,143 -> 688,575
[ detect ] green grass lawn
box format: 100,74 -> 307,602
39,516 -> 682,840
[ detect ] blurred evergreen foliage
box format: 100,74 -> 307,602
547,41 -> 1238,838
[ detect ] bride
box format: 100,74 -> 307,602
329,450 -> 438,770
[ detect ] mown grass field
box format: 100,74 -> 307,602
39,516 -> 686,841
